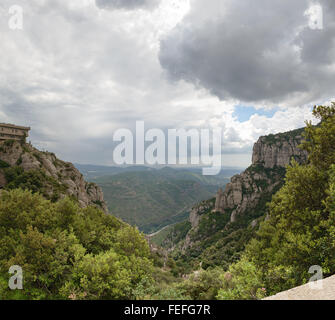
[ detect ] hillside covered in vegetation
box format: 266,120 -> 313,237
0,140 -> 107,211
89,167 -> 236,234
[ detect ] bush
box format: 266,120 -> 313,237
0,189 -> 154,300
0,160 -> 10,168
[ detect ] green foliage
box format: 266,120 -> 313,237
199,225 -> 256,270
167,182 -> 280,272
151,220 -> 192,247
263,127 -> 305,146
195,211 -> 231,239
3,140 -> 15,148
91,169 -> 229,234
0,189 -> 154,300
0,159 -> 10,168
301,103 -> 335,171
92,200 -> 103,207
3,166 -> 67,202
217,257 -> 266,300
177,268 -> 224,300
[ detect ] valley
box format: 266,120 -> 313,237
77,165 -> 241,234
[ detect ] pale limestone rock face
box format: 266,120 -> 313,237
251,219 -> 258,228
214,188 -> 224,212
189,201 -> 213,229
21,153 -> 41,171
0,141 -> 108,213
189,208 -> 201,229
41,158 -> 58,178
252,134 -> 308,168
213,128 -> 307,223
182,200 -> 215,251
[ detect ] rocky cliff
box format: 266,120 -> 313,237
0,140 -> 107,212
252,128 -> 307,168
215,127 -> 308,223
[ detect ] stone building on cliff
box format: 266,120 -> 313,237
0,123 -> 30,142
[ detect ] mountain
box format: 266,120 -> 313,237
151,127 -> 308,271
0,140 -> 107,212
74,164 -> 156,180
75,163 -> 241,181
214,127 -> 308,223
86,166 -> 241,234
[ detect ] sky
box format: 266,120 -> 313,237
0,0 -> 334,168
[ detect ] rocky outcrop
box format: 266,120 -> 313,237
189,200 -> 213,229
181,200 -> 214,251
215,166 -> 285,222
214,188 -> 224,212
189,209 -> 201,229
214,127 -> 307,223
0,140 -> 108,212
252,128 -> 308,168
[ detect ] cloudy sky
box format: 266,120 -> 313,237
0,0 -> 334,167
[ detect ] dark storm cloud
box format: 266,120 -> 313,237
159,0 -> 335,105
95,0 -> 159,10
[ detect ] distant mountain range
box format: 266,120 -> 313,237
75,164 -> 242,180
75,165 -> 242,234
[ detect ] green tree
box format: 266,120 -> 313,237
177,268 -> 224,300
217,257 -> 266,300
0,189 -> 154,300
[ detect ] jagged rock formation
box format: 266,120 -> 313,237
214,188 -> 224,212
182,200 -> 215,251
0,140 -> 107,212
214,127 -> 308,222
190,200 -> 214,229
252,129 -> 308,168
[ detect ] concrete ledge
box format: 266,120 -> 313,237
264,275 -> 335,300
